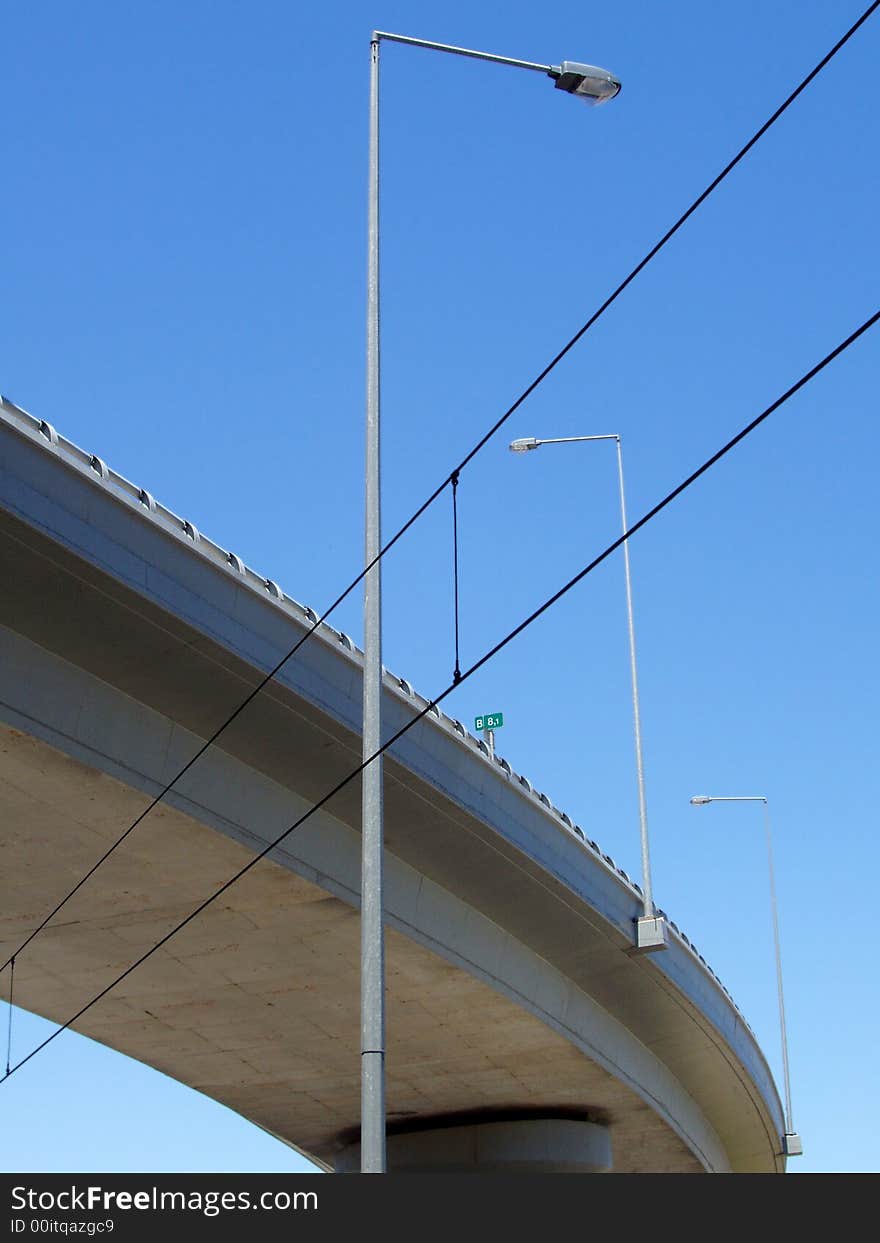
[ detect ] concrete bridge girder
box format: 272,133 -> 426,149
0,402 -> 787,1171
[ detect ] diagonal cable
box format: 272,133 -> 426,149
2,0 -> 876,975
5,958 -> 14,1076
447,0 -> 880,478
4,304 -> 876,1082
0,486 -> 453,973
451,471 -> 462,684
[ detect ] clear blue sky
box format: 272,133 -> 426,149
2,0 -> 877,1174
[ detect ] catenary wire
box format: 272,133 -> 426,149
451,471 -> 462,684
2,0 -> 876,975
5,958 -> 13,1076
0,498 -> 441,973
446,0 -> 880,478
4,304 -> 876,1082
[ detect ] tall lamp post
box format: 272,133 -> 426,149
509,434 -> 666,953
363,33 -> 620,1174
689,795 -> 802,1157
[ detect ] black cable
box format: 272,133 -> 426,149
3,0 -> 876,977
5,957 -> 13,1077
451,471 -> 462,684
0,470 -> 458,975
446,0 -> 880,481
4,305 -> 876,1083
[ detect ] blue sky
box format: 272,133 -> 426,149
2,0 -> 878,1174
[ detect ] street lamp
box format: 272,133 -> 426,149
363,34 -> 621,1174
509,434 -> 666,953
689,795 -> 802,1158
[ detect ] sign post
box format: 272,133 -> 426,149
474,712 -> 504,760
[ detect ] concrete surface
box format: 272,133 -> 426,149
0,397 -> 788,1171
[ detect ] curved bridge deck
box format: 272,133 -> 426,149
0,396 -> 786,1171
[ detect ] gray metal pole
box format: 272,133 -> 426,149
512,434 -> 657,923
614,437 -> 654,920
360,30 -> 619,1175
373,31 -> 554,74
691,795 -> 797,1144
762,799 -> 794,1135
361,31 -> 385,1174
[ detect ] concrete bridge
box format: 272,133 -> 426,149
0,395 -> 787,1172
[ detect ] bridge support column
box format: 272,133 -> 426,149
334,1117 -> 612,1173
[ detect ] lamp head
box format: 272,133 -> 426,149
690,796 -> 712,806
549,62 -> 621,105
509,437 -> 540,453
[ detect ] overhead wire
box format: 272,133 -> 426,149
4,303 -> 877,1082
2,0 -> 877,976
5,958 -> 13,1077
451,471 -> 462,684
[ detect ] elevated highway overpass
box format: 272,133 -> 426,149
0,395 -> 788,1172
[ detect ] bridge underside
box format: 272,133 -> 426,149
0,418 -> 785,1173
0,724 -> 704,1173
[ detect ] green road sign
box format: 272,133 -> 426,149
475,712 -> 503,732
